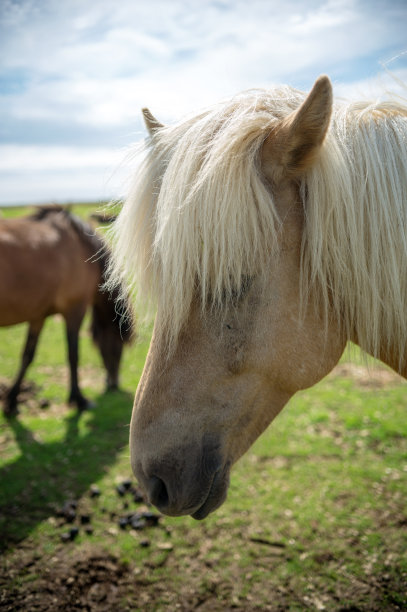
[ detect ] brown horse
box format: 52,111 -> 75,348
108,75 -> 407,519
0,206 -> 134,416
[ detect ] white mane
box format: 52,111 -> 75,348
108,84 -> 407,361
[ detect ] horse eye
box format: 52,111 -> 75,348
226,324 -> 232,330
229,275 -> 254,304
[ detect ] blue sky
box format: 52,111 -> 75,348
0,0 -> 406,205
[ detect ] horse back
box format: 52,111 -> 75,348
0,214 -> 100,327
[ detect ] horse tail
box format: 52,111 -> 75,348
90,265 -> 135,347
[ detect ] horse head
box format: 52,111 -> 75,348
110,75 -> 407,518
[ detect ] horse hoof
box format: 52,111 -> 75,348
105,384 -> 119,393
77,399 -> 96,412
68,393 -> 95,412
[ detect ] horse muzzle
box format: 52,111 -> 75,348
132,439 -> 230,519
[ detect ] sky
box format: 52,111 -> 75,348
0,0 -> 406,206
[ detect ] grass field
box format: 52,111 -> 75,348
0,204 -> 406,611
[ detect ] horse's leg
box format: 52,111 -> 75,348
4,320 -> 44,417
65,306 -> 92,411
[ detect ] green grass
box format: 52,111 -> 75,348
1,204 -> 406,610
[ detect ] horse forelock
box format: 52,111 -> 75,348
107,88 -> 301,345
108,84 -> 407,362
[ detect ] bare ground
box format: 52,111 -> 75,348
1,533 -> 406,611
329,363 -> 405,388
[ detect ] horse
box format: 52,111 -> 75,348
0,206 -> 134,416
107,75 -> 407,520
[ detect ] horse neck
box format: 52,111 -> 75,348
68,214 -> 105,259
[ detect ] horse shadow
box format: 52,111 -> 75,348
0,389 -> 134,553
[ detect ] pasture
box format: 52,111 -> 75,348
1,205 -> 406,611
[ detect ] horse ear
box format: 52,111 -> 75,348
262,75 -> 333,182
142,108 -> 164,135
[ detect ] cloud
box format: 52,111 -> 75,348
2,1 -> 406,113
0,145 -> 124,171
0,144 -> 133,204
0,0 -> 406,204
334,66 -> 407,101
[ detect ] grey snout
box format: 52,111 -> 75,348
134,437 -> 229,518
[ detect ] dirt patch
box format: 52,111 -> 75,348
0,376 -> 70,421
0,546 -> 239,611
1,551 -> 132,611
0,379 -> 41,405
35,364 -> 106,394
329,363 -> 405,388
2,533 -> 242,611
1,540 -> 406,612
0,366 -> 105,417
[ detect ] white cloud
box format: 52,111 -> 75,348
333,67 -> 407,101
0,145 -> 124,171
0,144 -> 134,204
0,168 -> 124,205
0,0 -> 406,204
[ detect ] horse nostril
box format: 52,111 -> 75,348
148,475 -> 169,509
